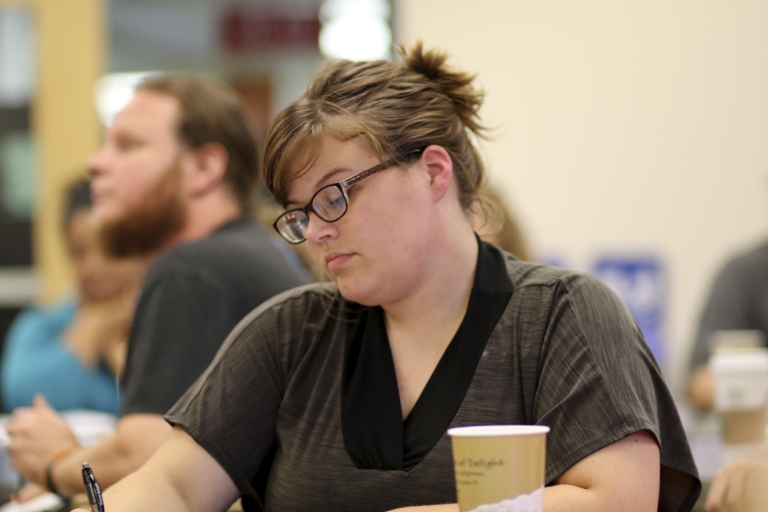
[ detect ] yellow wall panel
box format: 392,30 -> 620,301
0,0 -> 106,302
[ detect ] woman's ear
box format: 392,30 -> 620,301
185,142 -> 229,197
422,145 -> 454,203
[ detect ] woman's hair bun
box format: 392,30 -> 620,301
399,41 -> 485,136
401,41 -> 450,82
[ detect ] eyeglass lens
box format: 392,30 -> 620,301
275,212 -> 309,243
313,186 -> 347,221
275,185 -> 348,243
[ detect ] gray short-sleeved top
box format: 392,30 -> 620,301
167,247 -> 700,512
689,241 -> 768,372
121,217 -> 311,417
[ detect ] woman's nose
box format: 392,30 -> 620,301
304,212 -> 338,244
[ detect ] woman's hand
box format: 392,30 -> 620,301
706,459 -> 768,512
64,291 -> 135,372
5,395 -> 80,485
12,482 -> 46,503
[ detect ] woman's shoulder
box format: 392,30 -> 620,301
502,253 -> 597,291
247,282 -> 338,316
501,253 -> 625,316
196,283 -> 347,386
7,299 -> 76,336
225,282 -> 340,341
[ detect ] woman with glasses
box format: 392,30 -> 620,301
75,43 -> 699,512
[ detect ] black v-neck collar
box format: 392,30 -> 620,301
341,239 -> 515,471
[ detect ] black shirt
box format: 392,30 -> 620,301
122,217 -> 311,416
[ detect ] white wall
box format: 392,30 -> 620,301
395,1 -> 768,396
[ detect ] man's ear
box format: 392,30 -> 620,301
185,142 -> 229,197
422,145 -> 454,203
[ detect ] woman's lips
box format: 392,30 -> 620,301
325,252 -> 353,272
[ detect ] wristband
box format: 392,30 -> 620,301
44,459 -> 60,495
44,446 -> 76,496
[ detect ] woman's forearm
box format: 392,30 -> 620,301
543,484 -> 605,511
545,431 -> 659,512
76,427 -> 241,512
72,466 -> 191,512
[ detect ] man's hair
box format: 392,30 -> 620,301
136,74 -> 258,213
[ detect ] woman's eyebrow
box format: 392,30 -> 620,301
315,167 -> 353,189
284,166 -> 353,208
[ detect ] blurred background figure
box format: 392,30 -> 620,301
473,184 -> 532,262
5,74 -> 312,502
705,457 -> 768,512
1,177 -> 143,415
686,243 -> 768,411
685,241 -> 768,511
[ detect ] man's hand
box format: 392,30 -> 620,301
687,366 -> 715,411
6,395 -> 80,485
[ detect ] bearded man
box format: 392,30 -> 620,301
6,74 -> 311,499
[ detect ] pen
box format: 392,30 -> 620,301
81,462 -> 105,512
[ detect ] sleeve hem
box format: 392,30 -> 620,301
545,419 -> 657,484
165,413 -> 262,506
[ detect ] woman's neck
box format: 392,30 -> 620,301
381,223 -> 478,345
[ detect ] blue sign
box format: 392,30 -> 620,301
591,257 -> 665,365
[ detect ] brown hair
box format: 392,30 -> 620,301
263,42 -> 489,211
137,74 -> 258,213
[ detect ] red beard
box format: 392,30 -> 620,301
99,158 -> 188,258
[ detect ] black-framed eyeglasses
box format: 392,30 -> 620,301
273,147 -> 425,244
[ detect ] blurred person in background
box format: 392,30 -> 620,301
6,74 -> 311,499
1,177 -> 143,415
705,458 -> 768,512
685,242 -> 768,511
686,243 -> 768,410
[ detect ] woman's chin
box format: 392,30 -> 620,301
336,281 -> 380,307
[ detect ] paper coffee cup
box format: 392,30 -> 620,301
710,347 -> 768,412
448,425 -> 549,512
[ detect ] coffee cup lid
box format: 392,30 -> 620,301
447,425 -> 550,437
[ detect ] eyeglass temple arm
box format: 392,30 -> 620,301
342,147 -> 426,187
